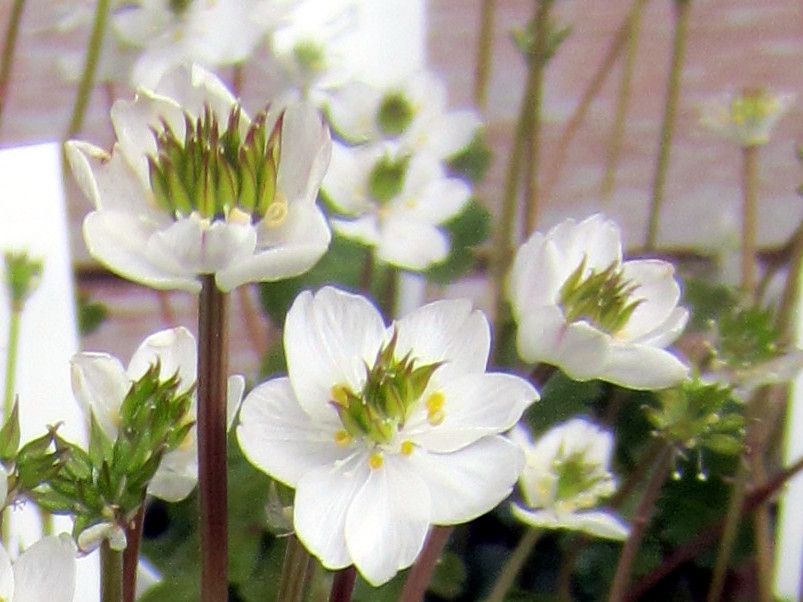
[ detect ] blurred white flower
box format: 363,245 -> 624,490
323,142 -> 470,270
66,64 -> 332,293
700,88 -> 795,148
71,327 -> 245,503
510,420 -> 629,540
0,535 -> 76,602
237,286 -> 537,585
327,70 -> 481,161
508,214 -> 689,390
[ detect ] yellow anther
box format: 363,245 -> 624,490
334,430 -> 352,447
401,440 -> 415,456
369,453 -> 384,470
331,385 -> 349,407
426,392 -> 445,426
263,194 -> 288,227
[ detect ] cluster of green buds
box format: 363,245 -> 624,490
548,444 -> 615,514
644,379 -> 744,457
559,258 -> 643,335
3,251 -> 43,311
714,305 -> 780,371
147,104 -> 286,226
25,362 -> 194,548
330,331 -> 441,447
511,5 -> 571,65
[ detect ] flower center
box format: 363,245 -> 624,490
169,0 -> 193,15
148,104 -> 286,226
293,40 -> 326,75
377,92 -> 415,137
551,446 -> 612,512
330,330 -> 441,446
730,88 -> 780,130
368,155 -> 409,204
558,257 -> 643,335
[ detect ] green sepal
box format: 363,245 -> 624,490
0,400 -> 21,463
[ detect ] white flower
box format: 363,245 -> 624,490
700,88 -> 795,148
510,420 -> 629,541
327,70 -> 481,161
236,286 -> 538,585
76,522 -> 128,552
508,214 -> 689,390
324,142 -> 470,270
66,64 -> 332,293
113,0 -> 277,89
0,535 -> 76,602
70,327 -> 245,503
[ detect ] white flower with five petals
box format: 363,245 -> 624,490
0,535 -> 76,602
66,64 -> 332,293
510,420 -> 629,540
508,214 -> 689,390
699,88 -> 795,148
70,327 -> 245,503
236,286 -> 538,585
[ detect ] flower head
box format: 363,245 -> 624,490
236,286 -> 538,585
0,535 -> 76,602
700,88 -> 795,147
508,214 -> 689,390
66,64 -> 332,293
70,327 -> 245,502
323,143 -> 470,270
510,420 -> 629,540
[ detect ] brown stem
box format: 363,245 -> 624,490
157,291 -> 178,327
474,0 -> 496,111
276,535 -> 315,602
645,0 -> 692,251
237,285 -> 268,360
626,454 -> 803,601
741,145 -> 759,294
122,502 -> 146,602
607,444 -> 672,602
399,526 -> 453,602
197,276 -> 230,602
0,0 -> 26,134
557,538 -> 583,601
328,566 -> 357,602
359,251 -> 374,295
542,0 -> 649,199
608,437 -> 665,509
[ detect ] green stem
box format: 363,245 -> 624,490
0,0 -> 26,133
122,501 -> 146,602
66,0 -> 111,138
328,566 -> 356,602
101,540 -> 123,602
606,444 -> 672,602
523,0 -> 552,236
474,0 -> 496,110
198,276 -> 230,602
3,305 -> 21,421
601,0 -> 645,201
543,0 -> 649,199
741,145 -> 759,294
645,0 -> 692,251
485,529 -> 540,602
399,526 -> 454,602
276,535 -> 315,602
379,265 -> 398,319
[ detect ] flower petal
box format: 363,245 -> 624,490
12,535 -> 76,602
148,448 -> 198,502
601,344 -> 689,390
0,543 -> 13,601
376,216 -> 449,270
294,454 -> 370,571
127,326 -> 197,392
633,307 -> 689,348
408,437 -> 523,524
284,288 -> 386,421
277,103 -> 332,207
345,457 -> 431,585
508,234 -> 564,314
70,352 -> 129,440
331,216 -> 381,246
83,210 -> 201,293
408,373 -> 537,452
237,378 -> 346,486
619,259 -> 682,341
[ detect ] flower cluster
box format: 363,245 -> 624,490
700,88 -> 795,148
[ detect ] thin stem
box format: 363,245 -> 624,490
474,0 -> 496,110
399,526 -> 454,602
359,251 -> 374,295
485,529 -> 540,602
276,535 -> 315,602
557,539 -> 582,601
379,265 -> 398,319
606,444 -> 672,602
601,0 -> 645,200
3,306 -> 21,421
122,502 -> 146,602
328,566 -> 357,602
523,0 -> 552,236
741,145 -> 759,294
156,291 -> 178,327
608,437 -> 665,509
491,9 -> 543,360
66,0 -> 111,138
101,540 -> 123,602
0,0 -> 26,133
197,276 -> 230,602
645,0 -> 692,251
542,0 -> 649,199
774,220 -> 803,345
237,285 -> 268,360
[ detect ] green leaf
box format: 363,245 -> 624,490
526,371 -> 602,434
428,551 -> 466,600
424,199 -> 491,284
447,132 -> 492,184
